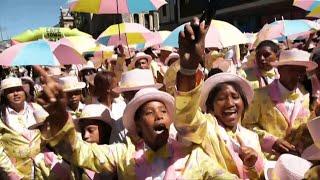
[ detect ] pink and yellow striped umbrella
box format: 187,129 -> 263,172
68,0 -> 167,14
57,36 -> 98,54
97,23 -> 162,46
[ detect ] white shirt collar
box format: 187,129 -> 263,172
7,102 -> 28,115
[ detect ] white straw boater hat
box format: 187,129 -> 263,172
80,61 -> 96,71
302,116 -> 320,160
59,76 -> 86,92
0,77 -> 23,91
74,104 -> 112,126
164,52 -> 180,66
122,88 -> 174,138
271,49 -> 318,72
44,66 -> 63,77
112,69 -> 162,93
129,52 -> 152,69
199,72 -> 254,112
264,154 -> 312,180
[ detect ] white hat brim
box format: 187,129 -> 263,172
122,89 -> 174,138
0,84 -> 23,92
271,61 -> 318,72
63,82 -> 86,92
200,73 -> 254,112
74,116 -> 112,127
112,83 -> 163,94
301,144 -> 320,161
264,161 -> 276,180
129,56 -> 152,69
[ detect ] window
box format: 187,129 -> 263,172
162,5 -> 167,17
134,14 -> 139,23
144,14 -> 150,28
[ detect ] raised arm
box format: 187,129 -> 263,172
32,66 -> 125,174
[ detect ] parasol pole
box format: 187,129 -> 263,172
116,0 -> 121,41
281,16 -> 290,49
116,0 -> 131,57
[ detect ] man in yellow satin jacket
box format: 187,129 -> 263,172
242,49 -> 317,159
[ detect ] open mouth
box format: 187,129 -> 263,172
223,109 -> 237,116
153,123 -> 168,135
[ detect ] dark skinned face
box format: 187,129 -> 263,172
278,65 -> 307,91
256,46 -> 278,72
209,84 -> 244,131
135,101 -> 171,151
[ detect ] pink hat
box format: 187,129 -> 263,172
122,88 -> 174,138
74,104 -> 112,126
112,69 -> 162,93
271,49 -> 318,72
199,73 -> 254,112
129,52 -> 152,69
164,52 -> 180,66
264,154 -> 312,180
302,116 -> 320,160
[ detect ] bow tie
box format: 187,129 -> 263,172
283,92 -> 300,101
145,144 -> 170,163
71,111 -> 82,118
262,70 -> 276,78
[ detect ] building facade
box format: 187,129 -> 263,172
157,0 -> 307,32
60,0 -> 308,38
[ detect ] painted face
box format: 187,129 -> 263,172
135,58 -> 149,69
66,90 -> 82,109
256,46 -> 278,72
278,65 -> 307,91
211,84 -> 244,129
135,101 -> 171,151
5,86 -> 26,108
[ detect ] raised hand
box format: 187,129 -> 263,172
178,17 -> 210,71
176,17 -> 210,92
33,66 -> 68,136
237,135 -> 258,168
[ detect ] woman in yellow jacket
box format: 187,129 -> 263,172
0,77 -> 71,179
174,20 -> 265,179
31,64 -> 237,179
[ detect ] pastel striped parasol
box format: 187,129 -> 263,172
163,20 -> 247,49
0,40 -> 86,66
97,23 -> 162,47
67,0 -> 167,14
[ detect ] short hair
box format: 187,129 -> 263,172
207,68 -> 223,79
205,82 -> 249,113
84,53 -> 94,61
94,71 -> 115,96
256,40 -> 280,56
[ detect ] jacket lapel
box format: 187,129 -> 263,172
268,80 -> 291,124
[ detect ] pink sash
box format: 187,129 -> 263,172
268,80 -> 305,128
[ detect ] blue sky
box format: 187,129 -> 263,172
0,0 -> 68,40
